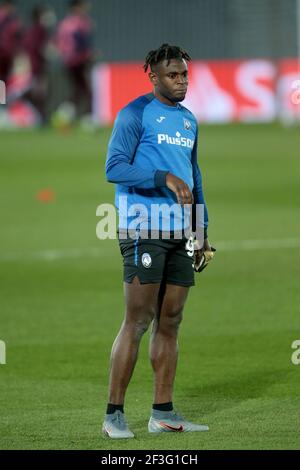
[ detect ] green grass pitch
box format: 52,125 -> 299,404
0,124 -> 300,450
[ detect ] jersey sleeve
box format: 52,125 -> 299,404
105,105 -> 168,189
191,127 -> 209,237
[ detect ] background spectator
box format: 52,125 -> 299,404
23,5 -> 52,121
0,0 -> 22,83
56,0 -> 93,117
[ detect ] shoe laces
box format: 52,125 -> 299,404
170,411 -> 185,422
111,410 -> 127,430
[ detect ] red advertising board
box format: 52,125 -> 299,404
92,59 -> 300,124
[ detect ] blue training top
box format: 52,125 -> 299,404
105,92 -> 208,234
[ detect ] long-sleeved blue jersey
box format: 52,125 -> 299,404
105,92 -> 208,234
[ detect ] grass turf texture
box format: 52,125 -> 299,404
0,124 -> 300,450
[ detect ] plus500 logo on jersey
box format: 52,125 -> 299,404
157,132 -> 194,149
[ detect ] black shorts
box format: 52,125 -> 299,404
118,235 -> 195,287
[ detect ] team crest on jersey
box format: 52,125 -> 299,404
142,253 -> 152,268
183,118 -> 192,130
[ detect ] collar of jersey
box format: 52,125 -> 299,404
152,97 -> 182,111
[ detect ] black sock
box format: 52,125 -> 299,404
106,403 -> 124,414
153,402 -> 173,412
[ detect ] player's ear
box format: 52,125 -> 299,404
148,72 -> 158,85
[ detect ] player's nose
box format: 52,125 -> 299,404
177,77 -> 188,86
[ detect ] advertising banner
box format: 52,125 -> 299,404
92,59 -> 300,125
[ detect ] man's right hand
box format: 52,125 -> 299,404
166,173 -> 194,206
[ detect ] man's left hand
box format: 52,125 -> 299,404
194,239 -> 216,273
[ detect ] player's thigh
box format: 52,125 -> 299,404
119,237 -> 169,324
124,276 -> 161,324
159,283 -> 190,326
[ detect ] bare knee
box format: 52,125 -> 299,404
124,317 -> 152,339
159,306 -> 183,336
124,302 -> 157,340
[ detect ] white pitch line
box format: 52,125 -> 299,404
217,237 -> 300,251
0,237 -> 300,262
0,247 -> 101,262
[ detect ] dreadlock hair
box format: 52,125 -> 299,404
143,43 -> 191,73
70,0 -> 88,9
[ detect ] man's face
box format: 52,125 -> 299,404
149,59 -> 189,103
3,1 -> 15,13
77,1 -> 90,16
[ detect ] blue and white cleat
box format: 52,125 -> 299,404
102,410 -> 134,439
148,410 -> 209,433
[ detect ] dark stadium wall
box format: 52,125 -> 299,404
16,0 -> 297,61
